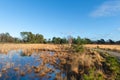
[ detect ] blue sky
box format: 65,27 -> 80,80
0,0 -> 120,40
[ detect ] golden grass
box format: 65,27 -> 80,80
85,44 -> 120,51
0,43 -> 115,79
0,43 -> 63,54
61,49 -> 105,76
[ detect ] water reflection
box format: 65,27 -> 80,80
0,50 -> 65,80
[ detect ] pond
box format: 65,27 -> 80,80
0,50 -> 66,80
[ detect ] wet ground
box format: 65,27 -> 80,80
0,50 -> 65,80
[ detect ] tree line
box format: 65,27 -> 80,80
0,32 -> 120,44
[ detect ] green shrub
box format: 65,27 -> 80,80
83,68 -> 104,80
71,44 -> 84,53
105,56 -> 120,79
83,69 -> 94,80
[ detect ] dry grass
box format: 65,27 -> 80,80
85,44 -> 120,51
0,43 -> 63,53
69,51 -> 104,74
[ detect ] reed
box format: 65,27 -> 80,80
14,67 -> 19,71
1,68 -> 7,72
0,43 -> 61,54
20,70 -> 25,76
0,72 -> 2,77
85,44 -> 120,52
39,71 -> 46,77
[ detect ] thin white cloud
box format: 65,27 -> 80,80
118,27 -> 120,31
90,0 -> 120,17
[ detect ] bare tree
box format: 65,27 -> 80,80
67,35 -> 73,46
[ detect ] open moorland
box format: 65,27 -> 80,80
0,44 -> 62,54
1,0 -> 120,79
0,43 -> 120,80
85,44 -> 120,52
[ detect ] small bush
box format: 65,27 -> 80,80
71,44 -> 84,53
105,56 -> 120,79
83,68 -> 105,80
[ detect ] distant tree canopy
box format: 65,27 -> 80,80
0,33 -> 21,43
72,36 -> 92,45
51,37 -> 68,44
0,33 -> 12,42
0,32 -> 120,44
20,32 -> 44,43
95,39 -> 105,44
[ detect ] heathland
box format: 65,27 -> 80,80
0,32 -> 120,80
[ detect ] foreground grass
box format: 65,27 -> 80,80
59,44 -> 120,80
0,43 -> 120,80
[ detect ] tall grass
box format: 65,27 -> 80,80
59,44 -> 120,80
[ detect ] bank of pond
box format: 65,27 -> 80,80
0,48 -> 120,80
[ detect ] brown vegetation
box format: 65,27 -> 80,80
0,44 -> 120,80
85,44 -> 120,52
0,43 -> 67,54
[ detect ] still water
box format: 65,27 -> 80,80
0,50 -> 65,80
